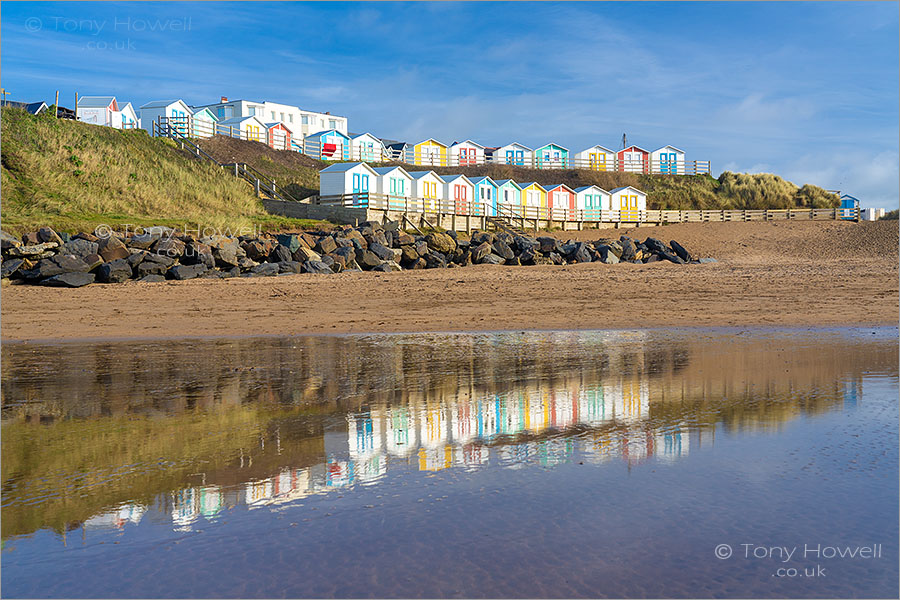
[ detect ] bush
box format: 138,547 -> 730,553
880,209 -> 898,220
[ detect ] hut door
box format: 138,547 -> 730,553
589,153 -> 606,171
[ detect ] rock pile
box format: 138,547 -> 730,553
0,223 -> 714,287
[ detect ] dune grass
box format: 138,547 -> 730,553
0,107 -> 330,235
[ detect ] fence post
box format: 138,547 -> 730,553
255,178 -> 260,198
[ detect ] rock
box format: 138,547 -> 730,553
643,254 -> 661,263
50,254 -> 91,273
1,230 -> 22,250
21,231 -> 40,245
698,257 -> 718,264
127,233 -> 158,250
409,257 -> 427,270
276,260 -> 303,274
371,262 -> 393,272
276,234 -> 302,254
334,237 -> 354,249
82,254 -> 104,271
573,242 -> 593,263
660,251 -> 685,264
154,237 -> 186,258
514,236 -> 540,254
1,258 -> 25,278
391,248 -> 403,263
293,247 -> 321,263
401,245 -> 419,263
166,264 -> 208,280
248,263 -> 279,277
414,240 -> 429,258
533,255 -> 553,266
397,233 -> 415,246
320,255 -> 335,268
97,259 -> 134,283
302,260 -> 333,274
519,248 -> 536,265
479,253 -> 505,265
471,231 -> 496,245
39,272 -> 95,287
342,229 -> 366,248
269,244 -> 293,263
37,226 -> 64,245
7,243 -> 51,258
144,252 -> 176,267
424,251 -> 448,268
620,238 -> 637,261
643,237 -> 669,254
471,241 -> 493,263
98,235 -> 130,262
136,261 -> 167,277
596,245 -> 620,264
425,232 -> 456,254
384,220 -> 400,232
369,242 -> 394,261
242,240 -> 269,261
315,236 -> 337,255
607,241 -> 624,258
237,257 -> 258,271
560,242 -> 577,257
139,274 -> 166,283
214,243 -> 240,268
548,252 -> 564,265
126,251 -> 147,268
492,239 -> 515,261
670,240 -> 692,262
359,250 -> 383,269
538,236 -> 560,254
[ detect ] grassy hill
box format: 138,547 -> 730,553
0,107 -> 326,234
196,136 -> 839,210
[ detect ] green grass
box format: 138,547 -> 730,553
0,107 -> 331,235
880,209 -> 898,220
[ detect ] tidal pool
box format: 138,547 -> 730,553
1,328 -> 897,598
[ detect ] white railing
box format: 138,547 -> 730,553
309,193 -> 857,223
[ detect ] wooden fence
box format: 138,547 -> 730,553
310,192 -> 859,224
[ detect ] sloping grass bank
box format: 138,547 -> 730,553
0,107 -> 328,235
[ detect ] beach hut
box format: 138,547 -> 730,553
616,145 -> 650,173
112,102 -> 139,130
265,122 -> 292,150
469,176 -> 499,216
139,99 -> 192,136
441,174 -> 475,214
77,96 -> 118,127
610,186 -> 647,221
495,180 -> 523,213
575,185 -> 611,220
217,116 -> 267,143
413,139 -> 448,166
495,142 -> 532,166
449,140 -> 485,166
319,162 -> 379,204
544,183 -> 577,219
191,106 -> 218,138
650,145 -> 685,174
519,182 -> 547,214
304,129 -> 351,160
840,194 -> 859,220
409,171 -> 446,211
574,145 -> 615,171
383,141 -> 410,162
373,166 -> 413,208
351,133 -> 386,162
534,143 -> 569,168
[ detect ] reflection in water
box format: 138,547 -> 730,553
1,328 -> 897,598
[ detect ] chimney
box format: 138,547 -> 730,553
325,111 -> 330,115
221,96 -> 228,102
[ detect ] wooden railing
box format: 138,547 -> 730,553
309,193 -> 858,223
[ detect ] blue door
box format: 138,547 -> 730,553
515,150 -> 524,166
352,173 -> 369,205
661,152 -> 677,174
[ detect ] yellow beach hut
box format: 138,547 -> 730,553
413,138 -> 448,167
519,182 -> 547,215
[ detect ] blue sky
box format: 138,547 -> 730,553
2,1 -> 898,208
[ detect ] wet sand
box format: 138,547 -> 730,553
1,221 -> 897,341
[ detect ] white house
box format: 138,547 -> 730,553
575,185 -> 611,218
372,166 -> 413,203
350,133 -> 386,162
441,174 -> 475,214
574,145 -> 615,171
112,102 -> 139,130
409,171 -> 446,211
448,140 -> 485,166
610,186 -> 647,221
494,142 -> 533,166
650,145 -> 685,175
77,96 -> 118,127
319,162 -> 379,201
139,99 -> 193,136
217,115 -> 267,142
190,106 -> 218,138
192,97 -> 348,138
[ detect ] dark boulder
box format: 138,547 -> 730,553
168,264 -> 209,280
514,236 -> 539,254
471,241 -> 493,263
97,259 -> 134,283
480,253 -> 505,265
369,242 -> 394,261
82,253 -> 104,271
39,272 -> 95,288
1,258 -> 25,278
519,248 -> 536,265
315,236 -> 337,255
401,245 -> 419,263
670,240 -> 692,262
37,226 -> 64,245
1,230 -> 22,251
425,232 -> 456,254
248,263 -> 280,277
278,261 -> 304,274
276,233 -> 302,254
573,242 -> 593,263
596,245 -> 620,264
213,243 -> 240,268
643,237 -> 669,254
154,237 -> 186,258
136,261 -> 167,277
548,252 -> 564,265
139,274 -> 166,282
127,233 -> 158,249
270,244 -> 293,263
492,239 -> 515,261
359,250 -> 383,269
397,233 -> 415,246
659,251 -> 685,264
302,260 -> 334,274
242,240 -> 269,262
620,238 -> 637,262
538,236 -> 560,254
424,251 -> 448,268
471,231 -> 496,246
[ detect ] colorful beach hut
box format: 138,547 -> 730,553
319,162 -> 379,203
574,145 -> 615,171
265,122 -> 292,150
413,139 -> 448,166
441,174 -> 475,214
616,146 -> 650,173
610,186 -> 647,221
495,180 -> 523,213
519,182 -> 547,214
495,142 -> 533,166
139,99 -> 192,136
217,116 -> 267,143
544,183 -> 577,218
650,145 -> 685,174
535,143 -> 569,168
575,185 -> 611,220
373,166 -> 413,208
351,133 -> 386,162
469,176 -> 499,216
409,171 -> 446,211
305,129 -> 351,160
449,140 -> 485,166
191,106 -> 218,138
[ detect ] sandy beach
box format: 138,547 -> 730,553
1,221 -> 896,342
